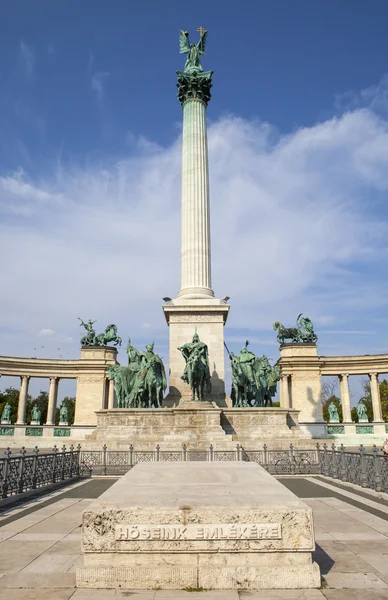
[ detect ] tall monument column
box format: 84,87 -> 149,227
163,28 -> 230,406
179,95 -> 213,298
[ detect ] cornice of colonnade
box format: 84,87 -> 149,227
0,348 -> 119,379
279,349 -> 388,376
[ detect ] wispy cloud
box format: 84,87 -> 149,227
19,40 -> 35,78
91,72 -> 109,106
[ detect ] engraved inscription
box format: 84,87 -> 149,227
115,523 -> 281,541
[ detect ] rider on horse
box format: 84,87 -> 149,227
178,331 -> 211,390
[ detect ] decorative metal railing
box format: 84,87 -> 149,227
2,443 -> 386,500
0,445 -> 81,499
79,442 -> 388,493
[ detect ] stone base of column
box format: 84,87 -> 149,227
163,298 -> 230,408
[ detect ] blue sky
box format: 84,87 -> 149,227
1,1 -> 388,402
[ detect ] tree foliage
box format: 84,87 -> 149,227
0,387 -> 21,424
55,397 -> 75,426
0,388 -> 76,426
352,377 -> 388,422
26,390 -> 49,424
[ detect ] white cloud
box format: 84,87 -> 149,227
19,40 -> 35,78
38,329 -> 55,337
1,93 -> 388,363
91,72 -> 109,106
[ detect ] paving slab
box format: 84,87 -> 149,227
0,539 -> 58,574
323,572 -> 388,589
0,590 -> 74,600
154,592 -> 239,600
0,571 -> 76,588
20,552 -> 79,573
321,590 -> 388,600
239,591 -> 325,599
70,591 -> 117,599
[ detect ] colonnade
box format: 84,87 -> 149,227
4,373 -> 116,426
280,371 -> 384,423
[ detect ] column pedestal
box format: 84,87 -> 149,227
163,299 -> 230,407
279,344 -> 326,438
74,346 -> 118,426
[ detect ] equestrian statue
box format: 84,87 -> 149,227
79,318 -> 122,347
273,314 -> 318,345
178,331 -> 212,401
226,341 -> 281,408
107,339 -> 167,409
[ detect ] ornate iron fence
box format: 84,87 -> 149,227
2,443 -> 386,500
79,443 -> 388,493
0,445 -> 81,499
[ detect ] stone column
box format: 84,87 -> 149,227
339,374 -> 352,422
46,377 -> 59,426
16,375 -> 30,425
108,378 -> 115,409
178,79 -> 213,299
280,374 -> 290,408
369,373 -> 383,422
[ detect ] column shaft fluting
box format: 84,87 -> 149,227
339,374 -> 352,422
369,373 -> 383,422
16,375 -> 30,425
46,377 -> 59,425
108,378 -> 115,409
280,374 -> 290,408
179,98 -> 213,298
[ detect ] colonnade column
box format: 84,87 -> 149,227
369,373 -> 383,422
280,374 -> 290,409
16,375 -> 30,425
339,374 -> 352,422
46,377 -> 59,426
108,378 -> 115,409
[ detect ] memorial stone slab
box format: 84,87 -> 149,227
77,462 -> 320,590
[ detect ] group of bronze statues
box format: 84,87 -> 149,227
107,340 -> 167,409
78,319 -> 122,347
227,343 -> 281,407
78,314 -> 318,408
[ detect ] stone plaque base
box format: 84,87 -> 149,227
77,462 -> 320,590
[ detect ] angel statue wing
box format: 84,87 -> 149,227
197,29 -> 208,55
179,30 -> 190,54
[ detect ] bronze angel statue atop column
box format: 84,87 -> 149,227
179,27 -> 208,74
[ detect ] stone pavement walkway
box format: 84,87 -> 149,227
0,476 -> 388,600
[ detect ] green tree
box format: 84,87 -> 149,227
0,387 -> 20,424
353,377 -> 388,422
55,396 -> 75,426
323,395 -> 343,423
26,390 -> 49,424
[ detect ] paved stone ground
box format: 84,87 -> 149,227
0,475 -> 388,600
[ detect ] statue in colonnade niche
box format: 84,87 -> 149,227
225,341 -> 280,408
59,404 -> 68,426
273,314 -> 318,345
1,403 -> 11,424
356,401 -> 368,422
78,318 -> 122,347
328,401 -> 339,422
107,339 -> 167,408
178,331 -> 211,401
31,404 -> 41,424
